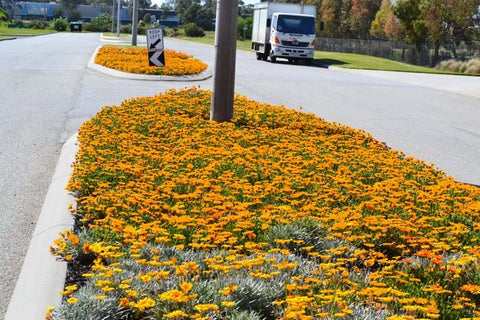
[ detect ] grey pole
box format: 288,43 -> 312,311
131,0 -> 139,45
116,0 -> 120,37
111,0 -> 115,33
210,0 -> 238,122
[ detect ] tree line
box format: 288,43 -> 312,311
170,0 -> 480,64
269,0 -> 480,63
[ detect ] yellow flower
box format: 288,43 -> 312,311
165,310 -> 189,319
179,282 -> 193,293
221,301 -> 235,307
194,304 -> 218,312
67,297 -> 78,304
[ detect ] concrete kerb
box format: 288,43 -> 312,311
5,134 -> 78,320
88,45 -> 213,81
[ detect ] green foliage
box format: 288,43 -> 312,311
370,0 -> 391,39
12,19 -> 25,27
392,0 -> 427,51
237,16 -> 253,40
53,17 -> 68,31
119,24 -> 131,33
85,14 -> 112,32
182,2 -> 201,24
183,22 -> 204,37
53,7 -> 64,19
195,5 -> 214,31
28,20 -> 49,29
0,7 -> 10,22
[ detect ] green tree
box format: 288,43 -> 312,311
370,0 -> 391,38
393,0 -> 427,51
196,5 -> 214,30
161,2 -> 173,20
182,2 -> 201,24
175,0 -> 199,22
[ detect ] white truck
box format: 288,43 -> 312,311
251,2 -> 317,65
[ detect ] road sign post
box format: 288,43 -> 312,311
146,28 -> 165,67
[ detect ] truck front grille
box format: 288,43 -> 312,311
281,41 -> 310,47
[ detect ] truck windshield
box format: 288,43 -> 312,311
276,15 -> 315,34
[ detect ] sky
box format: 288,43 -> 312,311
151,0 -> 259,8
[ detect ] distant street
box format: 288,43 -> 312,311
1,33 -> 479,318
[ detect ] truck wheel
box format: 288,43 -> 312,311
270,56 -> 276,63
305,59 -> 313,66
256,53 -> 263,60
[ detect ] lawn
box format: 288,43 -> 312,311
174,30 -> 469,75
49,88 -> 480,320
313,51 -> 460,74
0,24 -> 54,36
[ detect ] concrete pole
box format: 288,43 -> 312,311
131,0 -> 139,45
111,0 -> 115,33
210,0 -> 238,122
116,0 -> 120,37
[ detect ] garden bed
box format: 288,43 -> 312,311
94,46 -> 208,76
49,88 -> 480,319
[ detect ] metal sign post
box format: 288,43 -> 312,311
146,28 -> 165,67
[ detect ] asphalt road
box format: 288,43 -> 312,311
0,33 -> 479,318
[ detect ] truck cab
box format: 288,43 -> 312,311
251,2 -> 316,65
269,13 -> 316,64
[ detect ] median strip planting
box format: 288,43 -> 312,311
94,46 -> 208,76
49,88 -> 480,319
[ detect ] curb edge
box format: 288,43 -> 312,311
5,134 -> 78,320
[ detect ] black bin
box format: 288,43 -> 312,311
70,21 -> 83,32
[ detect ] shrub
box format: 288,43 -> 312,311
0,7 -> 10,22
53,17 -> 68,31
85,14 -> 112,32
119,24 -> 131,34
465,59 -> 480,74
183,22 -> 204,37
12,19 -> 25,27
28,19 -> 49,29
435,58 -> 480,74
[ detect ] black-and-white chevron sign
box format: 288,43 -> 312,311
146,28 -> 165,67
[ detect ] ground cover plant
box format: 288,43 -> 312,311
94,46 -> 208,76
49,88 -> 480,319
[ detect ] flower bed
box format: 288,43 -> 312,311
49,88 -> 480,320
94,46 -> 208,76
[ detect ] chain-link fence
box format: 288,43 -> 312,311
315,37 -> 480,67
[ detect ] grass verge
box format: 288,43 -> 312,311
313,51 -> 471,75
49,88 -> 480,320
0,24 -> 54,36
174,30 -> 472,75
